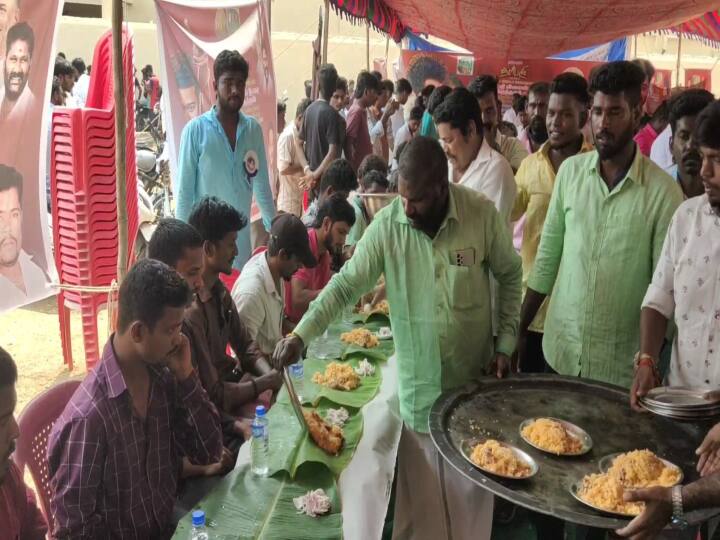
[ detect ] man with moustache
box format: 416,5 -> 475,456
0,346 -> 48,540
0,164 -> 49,311
177,50 -> 276,271
0,22 -> 34,123
518,81 -> 550,154
518,61 -> 683,391
512,73 -> 594,374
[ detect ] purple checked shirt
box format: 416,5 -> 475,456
47,339 -> 222,539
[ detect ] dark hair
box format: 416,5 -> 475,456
632,58 -> 655,82
358,154 -> 388,181
7,22 -> 34,58
147,218 -> 203,268
354,71 -> 381,99
528,81 -> 550,98
516,95 -> 528,111
117,259 -> 191,333
511,93 -> 524,113
54,60 -> 74,78
409,106 -> 424,122
57,51 -> 66,59
0,346 -> 17,389
371,70 -> 383,82
71,57 -> 86,74
550,72 -> 589,107
296,97 -> 313,119
361,169 -> 390,191
381,79 -> 395,94
500,121 -> 518,137
399,136 -> 447,184
668,89 -> 715,134
188,196 -> 248,244
651,100 -> 670,124
277,101 -> 287,115
589,61 -> 646,108
427,85 -> 452,115
0,164 -> 23,203
433,87 -> 483,137
336,77 -> 348,94
395,78 -> 412,95
694,100 -> 720,149
304,80 -> 312,98
319,158 -> 358,194
406,56 -> 447,93
313,192 -> 356,229
468,75 -> 498,100
143,64 -> 153,74
318,63 -> 339,101
51,77 -> 62,97
213,50 -> 249,83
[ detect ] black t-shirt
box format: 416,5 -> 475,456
300,99 -> 345,171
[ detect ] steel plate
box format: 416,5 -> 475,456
569,481 -> 638,518
519,417 -> 592,456
597,453 -> 683,485
429,374 -> 720,529
459,438 -> 539,479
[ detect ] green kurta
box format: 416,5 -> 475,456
528,148 -> 683,388
295,183 -> 522,432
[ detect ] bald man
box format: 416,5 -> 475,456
273,136 -> 522,540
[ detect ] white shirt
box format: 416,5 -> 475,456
0,250 -> 53,313
63,91 -> 80,109
72,73 -> 90,107
391,123 -> 414,170
276,123 -> 304,217
232,251 -> 285,356
368,109 -> 391,160
449,139 -> 517,226
390,106 -> 405,139
650,124 -> 673,171
642,195 -> 720,388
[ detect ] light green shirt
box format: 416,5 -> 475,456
528,148 -> 683,388
345,195 -> 369,246
295,183 -> 522,432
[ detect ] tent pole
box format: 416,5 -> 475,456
112,0 -> 128,283
675,34 -> 682,87
633,34 -> 637,58
322,0 -> 329,64
366,23 -> 370,70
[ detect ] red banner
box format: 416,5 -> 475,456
685,69 -> 711,90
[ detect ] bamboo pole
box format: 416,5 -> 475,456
112,0 -> 128,282
366,23 -> 370,70
675,34 -> 682,87
322,0 -> 330,64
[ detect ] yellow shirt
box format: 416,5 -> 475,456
512,140 -> 594,333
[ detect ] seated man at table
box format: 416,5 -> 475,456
232,213 -> 318,355
48,259 -> 223,539
301,157 -> 358,227
346,169 -> 390,250
0,346 -> 47,540
184,196 -> 282,427
285,192 -> 355,324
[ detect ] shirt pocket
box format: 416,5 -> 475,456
447,265 -> 483,311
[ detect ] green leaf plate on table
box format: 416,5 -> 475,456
299,357 -> 382,409
266,397 -> 363,478
172,462 -> 343,540
308,323 -> 394,362
348,310 -> 390,325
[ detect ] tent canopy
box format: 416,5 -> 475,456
331,0 -> 718,59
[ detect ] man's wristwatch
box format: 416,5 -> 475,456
671,485 -> 689,529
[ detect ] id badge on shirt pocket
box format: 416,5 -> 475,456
452,248 -> 476,267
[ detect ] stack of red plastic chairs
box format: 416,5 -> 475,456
50,27 -> 138,370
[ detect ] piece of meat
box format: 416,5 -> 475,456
304,410 -> 344,455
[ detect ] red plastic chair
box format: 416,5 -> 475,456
13,380 -> 81,527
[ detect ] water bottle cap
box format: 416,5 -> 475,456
191,509 -> 205,526
255,405 -> 266,416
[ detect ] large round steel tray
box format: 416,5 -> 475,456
429,374 -> 719,529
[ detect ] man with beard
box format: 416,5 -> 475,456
390,78 -> 412,140
272,136 -> 521,540
518,81 -> 550,154
177,50 -> 275,271
630,99 -> 720,409
49,259 -> 223,538
518,61 -> 683,390
0,22 -> 33,123
512,73 -> 594,375
468,74 -> 529,172
0,164 -> 49,311
233,214 -> 317,355
285,192 -> 355,323
345,70 -> 380,172
0,346 -> 48,540
665,88 -> 715,199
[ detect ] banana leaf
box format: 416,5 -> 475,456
300,357 -> 382,408
308,322 -> 394,362
348,310 -> 391,325
266,397 -> 363,478
172,462 -> 343,540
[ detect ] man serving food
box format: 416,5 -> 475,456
273,136 -> 522,540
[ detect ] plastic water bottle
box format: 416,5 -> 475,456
289,361 -> 305,402
251,405 -> 269,476
189,510 -> 209,540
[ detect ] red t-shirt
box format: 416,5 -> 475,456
148,76 -> 162,109
344,102 -> 373,173
284,228 -> 331,323
0,460 -> 48,540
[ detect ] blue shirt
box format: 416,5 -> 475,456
176,107 -> 276,269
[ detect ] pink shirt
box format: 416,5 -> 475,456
633,123 -> 659,157
0,460 -> 47,540
285,228 -> 331,323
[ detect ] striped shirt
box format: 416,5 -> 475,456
48,338 -> 222,539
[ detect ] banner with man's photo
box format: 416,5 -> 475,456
0,0 -> 61,313
154,0 -> 276,222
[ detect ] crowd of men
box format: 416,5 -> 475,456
1,46 -> 720,540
